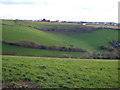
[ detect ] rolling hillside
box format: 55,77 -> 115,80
2,43 -> 83,57
1,20 -> 119,88
1,19 -> 119,56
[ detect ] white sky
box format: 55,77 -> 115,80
0,0 -> 119,22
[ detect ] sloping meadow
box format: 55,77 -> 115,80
2,20 -> 119,56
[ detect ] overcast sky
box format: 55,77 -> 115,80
0,0 -> 119,22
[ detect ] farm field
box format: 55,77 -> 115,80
1,19 -> 119,88
86,24 -> 118,29
2,20 -> 119,56
1,0 -> 120,89
2,55 -> 119,88
2,20 -> 80,29
2,43 -> 83,57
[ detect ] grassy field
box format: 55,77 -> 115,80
2,20 -> 80,29
68,29 -> 118,51
2,20 -> 119,53
1,20 -> 119,88
2,43 -> 83,57
2,55 -> 119,88
2,24 -> 69,47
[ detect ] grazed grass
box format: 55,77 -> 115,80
2,25 -> 69,47
2,20 -> 119,52
67,29 -> 119,51
2,56 -> 119,88
2,43 -> 83,57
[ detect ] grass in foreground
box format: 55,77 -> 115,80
2,55 -> 119,88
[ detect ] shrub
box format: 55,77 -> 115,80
59,47 -> 66,51
58,54 -> 73,58
109,41 -> 120,47
39,45 -> 47,49
19,40 -> 40,48
47,45 -> 60,50
107,48 -> 120,59
99,46 -> 114,51
2,41 -> 20,46
59,47 -> 87,52
72,47 -> 87,52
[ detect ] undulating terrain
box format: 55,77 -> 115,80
1,20 -> 119,57
1,19 -> 119,88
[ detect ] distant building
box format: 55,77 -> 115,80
82,23 -> 87,25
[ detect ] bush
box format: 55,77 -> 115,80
19,40 -> 40,48
99,46 -> 114,51
38,45 -> 47,49
107,48 -> 120,59
47,45 -> 60,50
2,41 -> 20,46
72,47 -> 87,52
59,47 -> 87,52
109,41 -> 120,47
58,54 -> 73,58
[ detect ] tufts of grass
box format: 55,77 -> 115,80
2,55 -> 119,88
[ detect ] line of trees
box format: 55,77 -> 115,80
2,40 -> 87,52
2,40 -> 119,59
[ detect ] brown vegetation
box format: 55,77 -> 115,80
99,46 -> 114,51
2,53 -> 21,56
58,54 -> 73,58
109,40 -> 120,47
29,25 -> 101,34
2,40 -> 87,52
80,48 -> 120,59
86,24 -> 118,29
23,20 -> 80,25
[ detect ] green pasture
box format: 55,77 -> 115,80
2,56 -> 119,88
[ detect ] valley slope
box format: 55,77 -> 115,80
1,19 -> 119,57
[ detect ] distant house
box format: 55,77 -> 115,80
82,23 -> 87,25
61,21 -> 67,23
